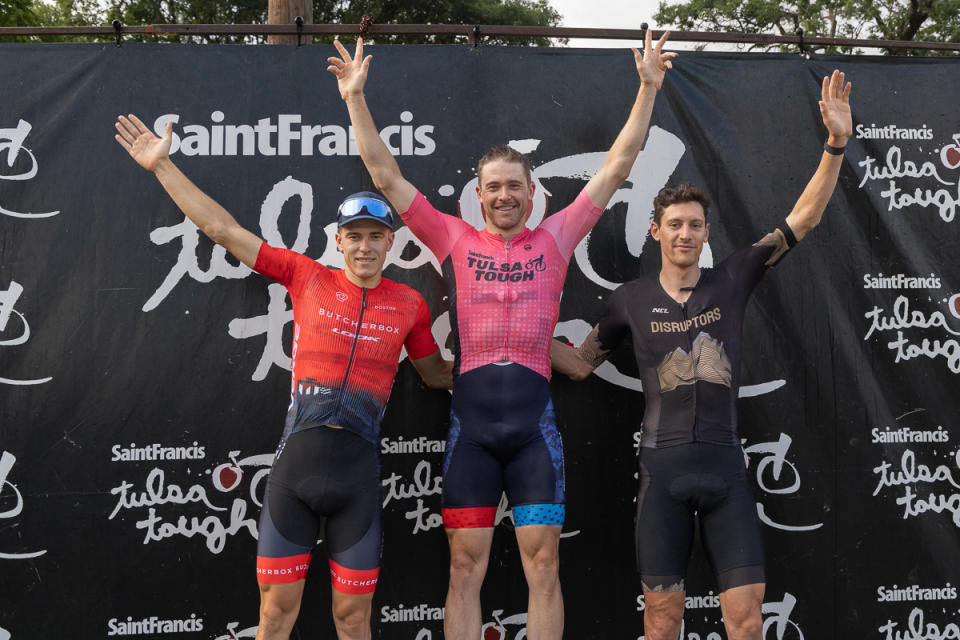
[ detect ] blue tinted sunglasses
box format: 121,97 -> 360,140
336,194 -> 395,229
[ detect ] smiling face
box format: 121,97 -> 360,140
475,158 -> 535,238
336,219 -> 395,288
651,201 -> 710,270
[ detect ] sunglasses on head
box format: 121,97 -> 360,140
336,196 -> 395,228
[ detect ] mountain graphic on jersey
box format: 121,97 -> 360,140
657,332 -> 732,392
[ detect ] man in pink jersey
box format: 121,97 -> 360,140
328,31 -> 676,639
114,115 -> 451,640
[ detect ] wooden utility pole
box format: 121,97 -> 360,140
268,0 -> 312,44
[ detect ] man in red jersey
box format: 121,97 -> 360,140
115,114 -> 452,640
328,30 -> 676,639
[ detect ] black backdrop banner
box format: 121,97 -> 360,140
1,42 -> 959,640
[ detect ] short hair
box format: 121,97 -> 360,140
476,145 -> 532,184
653,183 -> 711,226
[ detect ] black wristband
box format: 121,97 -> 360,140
824,141 -> 846,155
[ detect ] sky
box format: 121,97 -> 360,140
547,0 -> 666,48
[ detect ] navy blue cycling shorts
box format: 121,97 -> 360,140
635,441 -> 765,593
256,426 -> 382,594
441,363 -> 565,529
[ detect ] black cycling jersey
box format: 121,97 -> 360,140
596,224 -> 796,448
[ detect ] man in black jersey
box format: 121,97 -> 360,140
551,71 -> 852,640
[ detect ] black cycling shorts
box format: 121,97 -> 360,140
256,426 -> 382,594
635,442 -> 765,593
441,363 -> 565,529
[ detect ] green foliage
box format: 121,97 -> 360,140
7,0 -> 562,45
105,0 -> 270,43
315,0 -> 564,45
654,0 -> 960,54
0,0 -> 37,26
0,0 -> 38,40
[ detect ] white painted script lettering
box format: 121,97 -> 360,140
744,434 -> 822,532
108,451 -> 271,553
0,451 -> 47,560
864,296 -> 960,373
382,460 -> 444,534
0,119 -> 59,219
857,146 -> 959,222
873,449 -> 960,527
0,281 -> 52,386
878,607 -> 960,640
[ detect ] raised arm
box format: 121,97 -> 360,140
328,38 -> 417,214
411,351 -> 454,390
784,70 -> 853,241
584,28 -> 677,210
114,115 -> 262,268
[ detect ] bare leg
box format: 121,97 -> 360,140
331,590 -> 374,640
719,583 -> 765,640
443,527 -> 494,640
255,581 -> 305,640
642,590 -> 685,640
515,524 -> 563,640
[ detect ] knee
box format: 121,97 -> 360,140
644,597 -> 684,635
521,544 -> 560,590
448,547 -> 488,589
332,596 -> 371,633
723,600 -> 762,637
258,586 -> 300,631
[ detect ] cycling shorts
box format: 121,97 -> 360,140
635,442 -> 765,593
441,363 -> 565,529
256,427 -> 382,594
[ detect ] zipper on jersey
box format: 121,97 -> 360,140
333,288 -> 367,424
502,240 -> 511,361
680,300 -> 699,441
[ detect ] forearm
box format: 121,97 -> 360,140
784,147 -> 846,240
152,158 -> 260,266
412,352 -> 453,390
550,339 -> 595,382
153,158 -> 237,235
343,92 -> 415,211
585,84 -> 658,208
608,84 -> 658,176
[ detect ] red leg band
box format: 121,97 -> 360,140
442,506 -> 497,529
329,559 -> 380,595
256,554 -> 312,584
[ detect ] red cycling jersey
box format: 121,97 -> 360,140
254,243 -> 438,444
401,190 -> 601,380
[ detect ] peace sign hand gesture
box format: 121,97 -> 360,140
328,37 -> 372,101
633,28 -> 677,91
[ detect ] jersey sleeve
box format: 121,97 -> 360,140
400,192 -> 471,262
253,243 -> 322,297
538,189 -> 604,259
404,293 -> 440,360
595,285 -> 632,353
720,222 -> 799,296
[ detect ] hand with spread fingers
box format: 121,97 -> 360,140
633,28 -> 677,91
327,37 -> 371,100
820,69 -> 853,145
114,114 -> 171,173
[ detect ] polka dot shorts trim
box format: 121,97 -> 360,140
513,503 -> 565,527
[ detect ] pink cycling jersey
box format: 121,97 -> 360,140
401,190 -> 601,380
